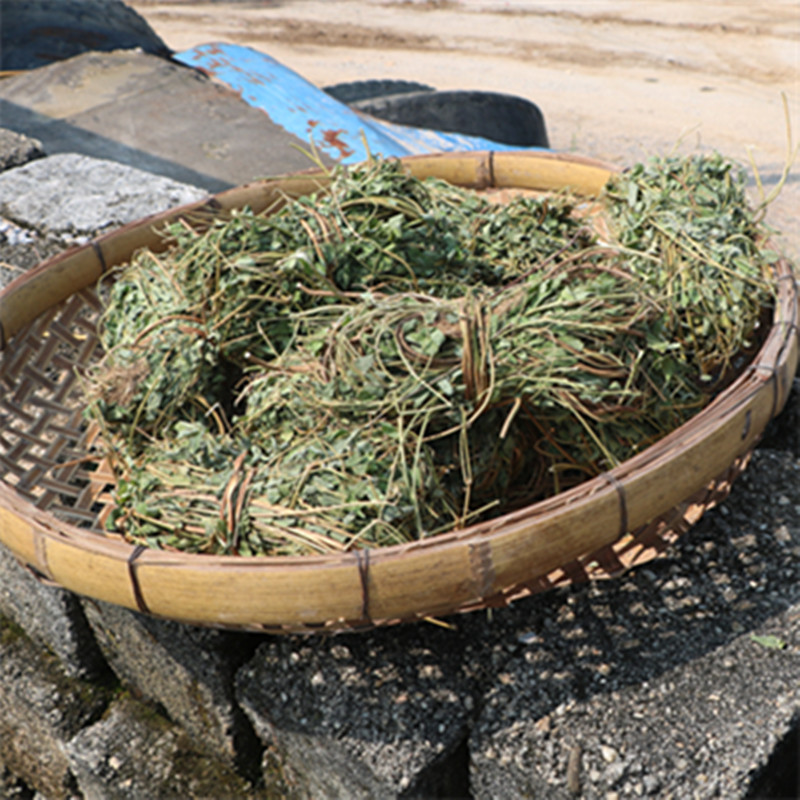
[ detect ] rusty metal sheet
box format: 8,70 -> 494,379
175,43 -> 538,163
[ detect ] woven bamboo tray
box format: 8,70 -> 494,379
0,151 -> 797,633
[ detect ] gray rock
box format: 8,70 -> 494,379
65,695 -> 270,800
0,544 -> 108,679
0,152 -> 206,290
0,216 -> 67,289
0,127 -> 45,172
236,627 -> 475,799
81,599 -> 262,776
474,607 -> 799,799
469,448 -> 800,799
0,615 -> 111,800
0,153 -> 207,239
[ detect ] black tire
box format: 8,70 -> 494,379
353,90 -> 549,148
0,0 -> 171,70
323,79 -> 435,105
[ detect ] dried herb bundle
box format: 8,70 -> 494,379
86,153 -> 777,556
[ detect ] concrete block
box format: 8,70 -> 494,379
0,152 -> 205,290
0,543 -> 108,679
81,599 -> 261,775
0,153 -> 206,239
65,695 -> 269,800
236,626 -> 474,799
0,615 -> 111,800
469,448 -> 800,799
761,378 -> 800,456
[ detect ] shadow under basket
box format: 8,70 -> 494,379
0,151 -> 797,633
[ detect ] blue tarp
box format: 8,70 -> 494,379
175,43 -> 543,164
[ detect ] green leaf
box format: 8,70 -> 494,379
750,633 -> 787,650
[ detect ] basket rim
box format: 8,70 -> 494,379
0,149 -> 797,631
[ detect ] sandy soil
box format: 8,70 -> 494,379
129,0 -> 799,255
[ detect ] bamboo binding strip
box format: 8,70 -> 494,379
0,151 -> 797,633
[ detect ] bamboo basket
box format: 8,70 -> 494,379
0,151 -> 797,633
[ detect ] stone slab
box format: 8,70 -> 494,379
0,615 -> 112,800
0,152 -> 207,239
0,151 -> 205,292
0,544 -> 108,679
236,626 -> 475,799
82,599 -> 262,777
65,695 -> 270,800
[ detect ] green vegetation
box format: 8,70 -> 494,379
85,153 -> 776,556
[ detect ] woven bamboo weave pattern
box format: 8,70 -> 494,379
0,288 -> 111,526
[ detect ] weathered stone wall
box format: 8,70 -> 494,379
1,135 -> 798,799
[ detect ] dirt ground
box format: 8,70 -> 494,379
130,0 -> 800,258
